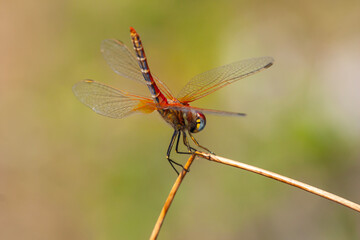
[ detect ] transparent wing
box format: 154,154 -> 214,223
101,39 -> 144,83
72,80 -> 155,119
153,103 -> 246,117
153,76 -> 175,100
101,39 -> 175,99
177,57 -> 274,103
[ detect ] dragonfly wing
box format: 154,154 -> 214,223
101,39 -> 175,99
153,75 -> 176,100
101,39 -> 146,83
73,80 -> 155,119
177,56 -> 274,103
155,104 -> 246,117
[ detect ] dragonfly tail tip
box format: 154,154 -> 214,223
129,26 -> 136,33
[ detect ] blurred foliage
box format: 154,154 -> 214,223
1,0 -> 360,239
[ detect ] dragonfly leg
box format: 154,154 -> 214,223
175,131 -> 193,154
182,131 -> 197,153
166,130 -> 187,175
188,132 -> 214,154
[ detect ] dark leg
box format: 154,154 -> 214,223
182,131 -> 197,152
175,131 -> 193,154
188,131 -> 214,154
166,130 -> 187,175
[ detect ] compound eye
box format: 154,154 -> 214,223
191,112 -> 206,133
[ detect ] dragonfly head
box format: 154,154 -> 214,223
189,111 -> 206,133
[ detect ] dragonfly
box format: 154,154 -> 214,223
73,27 -> 274,174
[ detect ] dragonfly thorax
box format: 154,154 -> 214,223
160,108 -> 206,133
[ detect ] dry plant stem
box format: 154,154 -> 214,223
150,154 -> 196,240
195,151 -> 360,213
150,152 -> 359,240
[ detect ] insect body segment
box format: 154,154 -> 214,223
130,27 -> 167,104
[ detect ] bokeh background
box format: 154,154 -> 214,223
1,0 -> 360,239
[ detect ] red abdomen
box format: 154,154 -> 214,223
130,27 -> 167,104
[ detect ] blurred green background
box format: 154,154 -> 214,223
1,0 -> 360,239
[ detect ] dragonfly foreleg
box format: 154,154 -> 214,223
182,131 -> 197,153
188,132 -> 214,154
175,131 -> 193,154
166,130 -> 188,175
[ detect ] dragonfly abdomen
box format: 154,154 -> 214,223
130,27 -> 167,104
